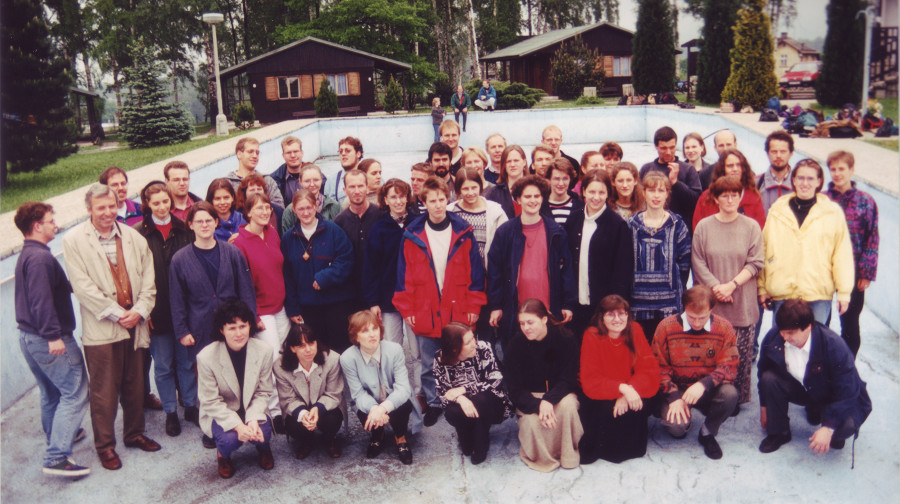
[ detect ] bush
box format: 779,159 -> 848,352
427,73 -> 453,105
550,35 -> 605,100
575,95 -> 604,105
383,76 -> 403,114
315,79 -> 339,118
464,79 -> 545,110
231,103 -> 255,130
632,0 -> 676,94
721,0 -> 778,110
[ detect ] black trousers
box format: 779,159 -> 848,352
637,317 -> 665,345
579,397 -> 650,464
356,400 -> 413,438
443,391 -> 505,456
299,299 -> 355,353
659,383 -> 738,437
839,286 -> 865,357
285,408 -> 343,445
759,370 -> 858,439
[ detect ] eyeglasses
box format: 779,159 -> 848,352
603,311 -> 629,320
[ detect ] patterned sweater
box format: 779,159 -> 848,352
651,314 -> 739,403
434,340 -> 513,418
825,182 -> 879,281
628,211 -> 692,321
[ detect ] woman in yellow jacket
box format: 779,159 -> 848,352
757,159 -> 854,326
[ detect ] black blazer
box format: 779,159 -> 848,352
564,206 -> 634,305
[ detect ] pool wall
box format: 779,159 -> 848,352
2,107 -> 896,411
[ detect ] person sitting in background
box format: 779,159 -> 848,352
340,310 -> 415,465
274,323 -> 344,459
474,80 -> 497,111
197,299 -> 275,479
757,299 -> 872,455
579,295 -> 659,464
434,322 -> 512,464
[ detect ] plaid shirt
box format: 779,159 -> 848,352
91,222 -> 122,266
825,182 -> 879,281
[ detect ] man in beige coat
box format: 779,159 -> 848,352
63,183 -> 160,470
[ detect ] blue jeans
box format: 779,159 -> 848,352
770,299 -> 832,328
433,124 -> 440,142
19,331 -> 89,467
212,418 -> 273,459
417,335 -> 441,407
149,334 -> 197,413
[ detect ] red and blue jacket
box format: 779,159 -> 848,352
393,213 -> 487,339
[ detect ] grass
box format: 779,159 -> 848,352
2,128 -> 256,213
809,97 -> 898,123
862,138 -> 899,151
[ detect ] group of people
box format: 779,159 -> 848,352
15,118 -> 877,479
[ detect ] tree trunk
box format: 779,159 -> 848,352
432,0 -> 446,73
82,53 -> 93,91
172,62 -> 179,103
466,0 -> 481,79
241,0 -> 251,59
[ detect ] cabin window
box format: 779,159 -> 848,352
278,77 -> 300,99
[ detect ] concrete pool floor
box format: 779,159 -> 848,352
1,306 -> 897,503
2,104 -> 898,502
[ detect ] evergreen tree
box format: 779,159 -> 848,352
816,0 -> 867,107
383,76 -> 403,114
0,0 -> 77,187
119,41 -> 193,148
721,0 -> 778,109
315,79 -> 339,117
695,0 -> 741,104
550,36 -> 605,100
632,0 -> 676,95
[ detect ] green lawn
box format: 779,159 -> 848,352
809,97 -> 898,123
862,138 -> 899,151
2,128 -> 253,213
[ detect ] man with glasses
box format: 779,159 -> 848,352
651,285 -> 739,460
333,137 -> 364,204
15,202 -> 91,477
164,161 -> 201,222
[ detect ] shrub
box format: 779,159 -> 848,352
550,35 -> 605,100
428,73 -> 453,105
632,0 -> 676,94
721,0 -> 778,110
575,95 -> 604,105
315,79 -> 339,118
231,103 -> 255,130
383,76 -> 403,114
816,0 -> 867,107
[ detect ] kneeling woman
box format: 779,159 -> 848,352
340,311 -> 415,465
274,323 -> 344,460
504,299 -> 583,472
579,295 -> 659,464
435,322 -> 512,464
198,299 -> 275,479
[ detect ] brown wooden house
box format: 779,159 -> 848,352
219,37 -> 411,123
481,21 -> 636,97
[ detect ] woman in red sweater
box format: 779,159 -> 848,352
579,295 -> 660,463
691,148 -> 766,231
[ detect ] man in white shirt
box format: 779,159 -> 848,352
757,299 -> 872,454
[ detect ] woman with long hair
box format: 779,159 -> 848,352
609,162 -> 646,220
579,295 -> 659,464
206,178 -> 246,242
236,173 -> 283,234
503,299 -> 582,472
682,132 -> 712,190
692,148 -> 765,230
484,145 -> 528,219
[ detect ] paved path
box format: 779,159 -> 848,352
0,106 -> 896,259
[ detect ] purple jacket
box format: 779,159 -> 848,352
825,182 -> 879,281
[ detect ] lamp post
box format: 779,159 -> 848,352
202,12 -> 228,136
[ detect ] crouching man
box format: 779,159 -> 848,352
757,299 -> 872,454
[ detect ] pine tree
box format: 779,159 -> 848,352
816,0 -> 867,107
119,41 -> 193,148
632,0 -> 676,95
315,78 -> 339,117
550,36 -> 605,100
383,76 -> 403,114
695,0 -> 741,104
0,0 -> 77,187
721,0 -> 778,109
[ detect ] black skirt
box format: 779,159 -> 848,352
579,397 -> 650,464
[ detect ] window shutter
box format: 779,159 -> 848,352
300,75 -> 313,99
313,74 -> 324,95
348,72 -> 360,96
603,56 -> 614,76
265,76 -> 278,101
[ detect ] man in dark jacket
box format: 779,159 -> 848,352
15,202 -> 90,477
269,135 -> 305,205
757,299 -> 872,454
450,85 -> 471,132
640,126 -> 702,227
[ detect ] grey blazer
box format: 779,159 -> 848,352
273,349 -> 344,417
197,338 -> 274,437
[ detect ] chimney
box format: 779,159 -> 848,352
781,32 -> 787,39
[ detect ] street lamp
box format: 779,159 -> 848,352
202,12 -> 228,136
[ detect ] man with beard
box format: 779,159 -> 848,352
335,169 -> 384,312
757,130 -> 794,213
639,126 -> 702,227
427,142 -> 457,203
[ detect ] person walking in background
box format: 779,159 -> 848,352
15,202 -> 91,477
431,97 -> 444,143
450,85 -> 471,132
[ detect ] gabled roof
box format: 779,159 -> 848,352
776,34 -> 820,56
220,36 -> 411,77
482,21 -> 634,61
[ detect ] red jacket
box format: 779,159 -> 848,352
393,214 -> 487,339
692,189 -> 766,231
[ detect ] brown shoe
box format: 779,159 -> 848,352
124,435 -> 161,452
294,443 -> 313,460
97,448 -> 122,470
326,439 -> 342,458
217,452 -> 234,479
258,447 -> 275,470
144,393 -> 163,410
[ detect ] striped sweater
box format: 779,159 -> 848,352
651,314 -> 739,402
628,211 -> 692,321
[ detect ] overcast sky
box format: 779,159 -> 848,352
616,0 -> 829,43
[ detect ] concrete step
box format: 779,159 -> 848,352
540,95 -> 561,102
